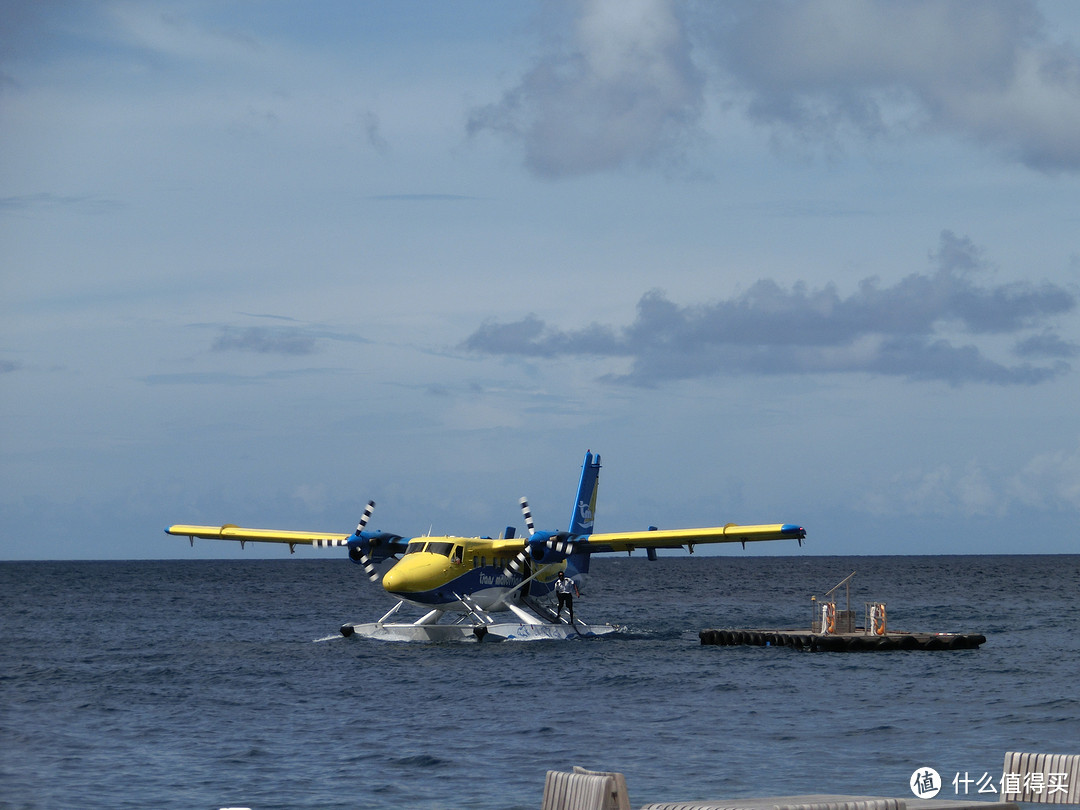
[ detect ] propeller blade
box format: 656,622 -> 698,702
355,500 -> 376,534
502,498 -> 536,576
502,549 -> 530,579
546,537 -> 576,556
519,497 -> 535,536
357,550 -> 380,583
347,501 -> 380,582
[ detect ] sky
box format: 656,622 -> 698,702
2,0 -> 1079,560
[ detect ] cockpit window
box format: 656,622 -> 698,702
426,542 -> 453,557
405,541 -> 426,555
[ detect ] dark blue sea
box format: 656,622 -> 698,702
2,555 -> 1078,810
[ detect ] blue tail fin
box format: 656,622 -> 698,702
569,450 -> 601,534
566,450 -> 600,580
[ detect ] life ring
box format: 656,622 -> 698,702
823,602 -> 836,634
871,603 -> 887,635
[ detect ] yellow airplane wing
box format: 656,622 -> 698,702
584,522 -> 804,553
166,524 -> 351,548
488,538 -> 538,555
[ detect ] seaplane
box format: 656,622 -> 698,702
166,451 -> 806,642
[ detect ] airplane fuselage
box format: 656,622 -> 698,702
379,536 -> 566,612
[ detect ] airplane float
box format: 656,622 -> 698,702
167,451 -> 806,642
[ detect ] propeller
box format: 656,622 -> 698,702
501,497 -> 577,578
502,499 -> 531,577
520,497 -> 535,536
347,500 -> 381,582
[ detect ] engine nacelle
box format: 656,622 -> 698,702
526,532 -> 577,564
348,536 -> 377,564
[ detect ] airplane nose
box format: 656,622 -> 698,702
380,558 -> 427,593
379,553 -> 448,595
382,567 -> 402,593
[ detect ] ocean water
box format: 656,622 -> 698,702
2,555 -> 1078,810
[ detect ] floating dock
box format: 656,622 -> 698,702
700,571 -> 986,652
699,627 -> 986,651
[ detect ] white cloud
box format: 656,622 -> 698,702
467,0 -> 705,177
714,0 -> 1080,171
474,0 -> 1080,175
858,440 -> 1080,520
292,483 -> 329,513
106,1 -> 265,64
859,462 -> 1001,518
1008,438 -> 1080,509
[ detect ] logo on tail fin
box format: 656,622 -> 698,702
576,500 -> 594,530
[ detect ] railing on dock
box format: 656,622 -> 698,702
812,571 -> 857,634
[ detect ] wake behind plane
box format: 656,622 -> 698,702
167,451 -> 806,642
